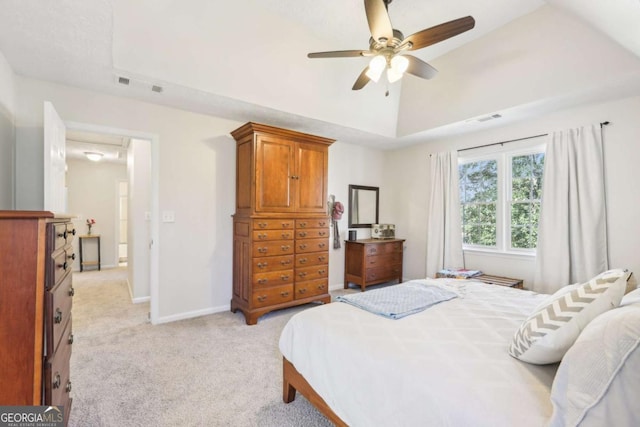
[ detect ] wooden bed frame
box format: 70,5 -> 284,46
282,357 -> 347,426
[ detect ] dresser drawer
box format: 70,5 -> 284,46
46,272 -> 73,356
295,228 -> 329,239
253,219 -> 294,230
253,269 -> 294,288
295,238 -> 328,254
50,249 -> 72,288
252,241 -> 294,257
365,241 -> 403,256
294,279 -> 328,299
365,264 -> 403,282
253,229 -> 294,241
252,255 -> 293,272
296,218 -> 329,229
296,264 -> 328,282
365,252 -> 402,268
295,253 -> 328,267
252,285 -> 293,308
44,315 -> 72,409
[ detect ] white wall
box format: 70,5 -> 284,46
0,51 -> 15,209
327,141 -> 386,289
66,158 -> 128,270
127,138 -> 151,301
385,95 -> 640,290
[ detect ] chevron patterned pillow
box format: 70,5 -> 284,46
509,269 -> 631,364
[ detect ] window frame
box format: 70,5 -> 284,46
459,142 -> 546,256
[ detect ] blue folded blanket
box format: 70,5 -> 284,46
337,282 -> 457,319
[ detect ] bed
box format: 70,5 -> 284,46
279,275 -> 640,426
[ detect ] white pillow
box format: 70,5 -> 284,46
548,304 -> 640,427
509,269 -> 630,364
621,288 -> 640,307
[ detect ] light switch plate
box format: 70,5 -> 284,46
162,211 -> 175,223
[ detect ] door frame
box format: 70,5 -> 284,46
65,120 -> 161,325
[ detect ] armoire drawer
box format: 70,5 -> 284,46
295,253 -> 328,267
296,264 -> 328,282
252,241 -> 294,257
294,279 -> 328,299
295,228 -> 329,239
295,238 -> 328,254
296,219 -> 329,229
252,285 -> 294,308
253,269 -> 294,288
253,229 -> 294,241
253,219 -> 294,230
252,255 -> 293,272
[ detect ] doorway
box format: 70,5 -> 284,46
62,119 -> 160,323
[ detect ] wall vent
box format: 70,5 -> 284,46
118,76 -> 130,85
477,113 -> 502,122
151,85 -> 163,93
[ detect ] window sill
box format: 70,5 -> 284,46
463,247 -> 536,260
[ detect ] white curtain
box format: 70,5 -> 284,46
426,151 -> 464,278
534,124 -> 608,294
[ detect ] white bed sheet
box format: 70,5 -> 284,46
279,279 -> 558,427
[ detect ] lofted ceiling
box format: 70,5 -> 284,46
1,0 -> 640,149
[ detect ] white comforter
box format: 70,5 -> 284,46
279,279 -> 558,427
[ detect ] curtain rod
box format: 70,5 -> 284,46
457,121 -> 610,153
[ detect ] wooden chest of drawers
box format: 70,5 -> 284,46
0,211 -> 74,425
232,217 -> 330,324
344,239 -> 405,291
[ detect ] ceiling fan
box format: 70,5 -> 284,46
307,0 -> 475,91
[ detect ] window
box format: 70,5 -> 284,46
459,146 -> 545,253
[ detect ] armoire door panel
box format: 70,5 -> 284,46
256,136 -> 294,212
296,142 -> 328,212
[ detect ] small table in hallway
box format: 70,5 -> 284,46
79,234 -> 101,272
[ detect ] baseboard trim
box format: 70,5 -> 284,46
132,296 -> 150,304
154,304 -> 230,324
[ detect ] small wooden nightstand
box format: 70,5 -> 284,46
344,239 -> 405,291
79,235 -> 101,272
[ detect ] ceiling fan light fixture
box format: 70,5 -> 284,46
365,55 -> 386,82
387,55 -> 409,83
84,151 -> 104,162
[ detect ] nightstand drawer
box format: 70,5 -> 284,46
365,264 -> 402,282
365,253 -> 402,268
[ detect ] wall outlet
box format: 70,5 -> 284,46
162,211 -> 175,223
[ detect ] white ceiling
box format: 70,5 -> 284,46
1,0 -> 640,149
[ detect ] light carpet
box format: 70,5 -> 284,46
68,267 -> 340,427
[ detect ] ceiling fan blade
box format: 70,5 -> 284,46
364,0 -> 394,43
308,50 -> 368,58
405,55 -> 438,80
403,16 -> 475,51
352,67 -> 371,90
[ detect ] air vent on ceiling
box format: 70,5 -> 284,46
118,76 -> 130,85
477,113 -> 502,122
151,85 -> 163,93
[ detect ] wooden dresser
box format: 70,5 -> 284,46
344,239 -> 405,291
231,123 -> 334,325
0,211 -> 75,424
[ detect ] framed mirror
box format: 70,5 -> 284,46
348,185 -> 379,228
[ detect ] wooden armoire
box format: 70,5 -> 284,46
231,123 -> 335,325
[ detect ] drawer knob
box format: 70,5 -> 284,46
299,244 -> 307,250
257,278 -> 268,285
318,269 -> 326,275
257,295 -> 267,302
68,333 -> 74,345
299,258 -> 307,264
281,233 -> 290,239
299,222 -> 307,228
68,287 -> 75,297
299,272 -> 307,278
298,288 -> 307,295
280,291 -> 290,297
58,261 -> 68,271
281,275 -> 289,281
66,381 -> 72,393
319,231 -> 326,236
281,259 -> 291,265
258,233 -> 267,240
54,308 -> 63,324
53,373 -> 61,389
317,284 -> 325,290
257,262 -> 267,269
299,232 -> 307,237
71,229 -> 76,236
258,247 -> 268,254
67,253 -> 76,261
318,256 -> 326,262
318,243 -> 326,248
281,245 -> 290,251
282,222 -> 290,228
258,222 -> 267,228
